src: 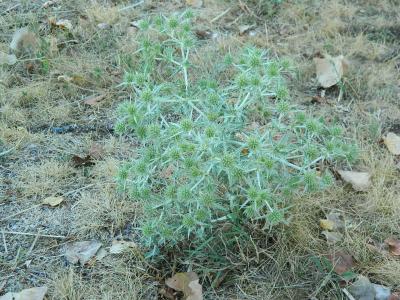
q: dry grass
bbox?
[0,0,399,299]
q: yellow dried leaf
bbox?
[42,196,64,207]
[109,240,137,254]
[314,54,346,88]
[186,0,203,8]
[166,272,203,300]
[320,219,335,230]
[383,132,400,155]
[338,170,371,192]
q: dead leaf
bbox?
[327,251,353,275]
[160,164,174,179]
[238,24,255,35]
[338,170,371,192]
[97,23,111,30]
[314,54,346,88]
[84,94,106,106]
[72,155,94,167]
[109,240,137,254]
[95,247,108,261]
[186,0,203,8]
[55,19,73,31]
[0,286,48,300]
[322,231,343,243]
[9,28,37,53]
[166,272,203,300]
[384,237,400,256]
[64,241,102,265]
[348,275,375,300]
[0,52,17,65]
[320,219,335,230]
[88,143,105,160]
[42,196,64,207]
[42,0,60,8]
[383,132,400,155]
[320,212,344,231]
[348,275,392,300]
[57,75,72,82]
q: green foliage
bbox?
[116,12,357,257]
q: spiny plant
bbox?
[115,12,357,258]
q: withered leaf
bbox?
[322,230,343,243]
[383,132,400,155]
[0,286,48,300]
[84,94,106,106]
[10,28,37,53]
[72,155,94,167]
[166,272,203,300]
[185,0,203,8]
[327,251,354,275]
[338,170,371,192]
[384,237,400,256]
[109,240,137,254]
[64,241,102,265]
[0,52,17,65]
[42,196,64,207]
[314,54,346,88]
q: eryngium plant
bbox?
[115,12,357,257]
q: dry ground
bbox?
[0,0,399,299]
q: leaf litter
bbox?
[338,170,371,192]
[165,272,203,300]
[64,240,102,265]
[0,286,47,300]
[314,54,347,88]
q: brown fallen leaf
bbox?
[322,230,343,243]
[42,196,64,207]
[384,237,400,256]
[338,170,371,192]
[88,143,105,160]
[64,241,102,265]
[84,94,106,106]
[383,132,400,155]
[0,286,48,300]
[186,0,203,8]
[0,52,17,65]
[327,251,354,275]
[109,240,137,254]
[166,272,203,300]
[72,155,94,167]
[314,54,346,88]
[9,28,37,54]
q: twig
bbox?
[342,288,356,300]
[1,230,8,254]
[27,230,41,256]
[118,1,144,11]
[2,3,21,15]
[2,230,66,239]
[210,7,231,23]
[0,204,41,222]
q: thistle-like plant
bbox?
[115,12,357,257]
